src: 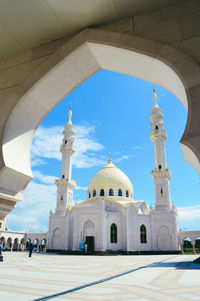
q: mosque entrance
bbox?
[85,236,95,252]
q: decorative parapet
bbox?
[151,168,171,179]
[54,178,76,187]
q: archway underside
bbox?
[0,28,200,221]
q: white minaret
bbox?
[150,90,172,211]
[55,105,76,215]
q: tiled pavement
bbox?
[0,252,199,301]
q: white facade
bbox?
[48,96,179,252]
[1,94,200,253]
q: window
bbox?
[62,175,65,178]
[61,195,63,200]
[155,125,158,129]
[93,190,96,197]
[89,192,91,198]
[160,188,163,197]
[158,165,162,169]
[65,140,67,144]
[126,190,129,197]
[109,188,114,196]
[110,223,117,243]
[118,189,122,196]
[140,224,147,243]
[100,189,104,196]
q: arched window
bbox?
[160,188,163,197]
[89,192,91,198]
[110,223,117,243]
[93,190,96,197]
[100,189,104,196]
[109,188,114,196]
[140,224,147,244]
[126,190,129,197]
[118,189,122,196]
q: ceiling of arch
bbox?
[0,0,182,60]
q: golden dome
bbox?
[88,160,133,198]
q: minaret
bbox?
[150,90,172,211]
[54,105,76,215]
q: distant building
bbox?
[1,92,199,253]
[47,92,179,252]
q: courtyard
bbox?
[0,253,200,301]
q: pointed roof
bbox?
[63,105,75,136]
[150,89,163,120]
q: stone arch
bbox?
[83,220,95,238]
[6,237,12,251]
[26,238,31,249]
[3,28,200,206]
[0,236,6,248]
[195,237,200,253]
[13,237,19,251]
[33,238,40,252]
[20,238,25,251]
[182,237,193,254]
[41,238,47,252]
[157,225,172,251]
[51,228,63,250]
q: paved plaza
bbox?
[0,253,200,301]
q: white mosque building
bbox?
[47,92,179,253]
[1,92,200,253]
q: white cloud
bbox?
[31,124,105,169]
[131,146,143,150]
[7,180,57,232]
[177,205,200,220]
[31,158,46,167]
[114,154,133,163]
[75,185,88,191]
[33,170,56,184]
[31,126,62,161]
[6,173,89,232]
[20,182,56,209]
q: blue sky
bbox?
[7,70,200,232]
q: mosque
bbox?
[1,91,200,253]
[47,92,179,252]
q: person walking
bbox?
[0,241,3,262]
[29,241,34,257]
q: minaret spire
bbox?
[153,89,157,106]
[150,91,172,211]
[67,103,72,125]
[54,105,76,214]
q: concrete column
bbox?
[73,207,77,250]
[126,211,130,252]
[192,243,196,255]
[102,200,107,251]
[37,241,40,252]
[181,243,184,254]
